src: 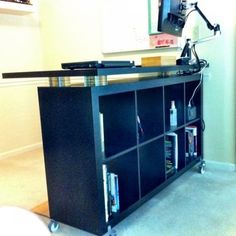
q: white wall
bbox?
[39,0,104,69]
[39,0,180,68]
[0,3,43,72]
[193,0,236,163]
[0,83,44,158]
[0,2,44,158]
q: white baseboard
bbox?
[0,143,43,160]
[206,160,236,172]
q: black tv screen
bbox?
[158,0,186,36]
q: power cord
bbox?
[188,62,208,107]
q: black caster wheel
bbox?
[108,225,117,236]
[199,161,206,174]
[48,220,60,233]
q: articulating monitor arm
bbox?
[191,2,221,35]
[177,2,221,66]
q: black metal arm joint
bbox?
[191,2,219,32]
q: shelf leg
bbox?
[49,76,71,87]
[84,76,108,86]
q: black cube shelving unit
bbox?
[2,65,203,236]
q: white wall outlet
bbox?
[192,25,199,41]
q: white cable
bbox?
[188,64,208,107]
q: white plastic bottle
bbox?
[170,100,177,127]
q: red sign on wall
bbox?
[149,33,179,48]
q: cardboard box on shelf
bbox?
[141,56,176,67]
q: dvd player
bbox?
[61,60,135,70]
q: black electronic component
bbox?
[61,60,135,70]
[187,106,197,121]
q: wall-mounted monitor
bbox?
[158,0,186,37]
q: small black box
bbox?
[187,106,197,121]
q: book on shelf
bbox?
[99,112,105,156]
[185,126,197,158]
[102,165,109,222]
[165,132,178,174]
[110,173,120,213]
[102,165,120,221]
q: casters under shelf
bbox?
[108,225,117,236]
[48,220,60,233]
[198,160,206,174]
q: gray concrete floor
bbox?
[41,162,236,236]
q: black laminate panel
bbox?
[38,87,105,235]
